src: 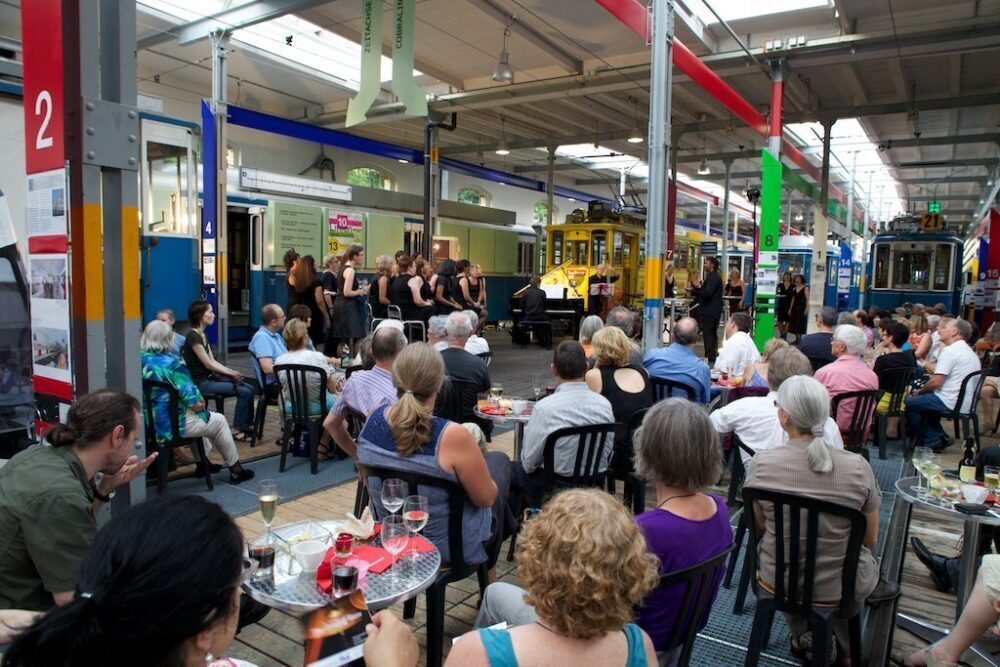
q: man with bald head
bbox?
[642,317,711,403]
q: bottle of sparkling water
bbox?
[959,437,978,483]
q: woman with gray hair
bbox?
[578,315,604,358]
[634,398,734,664]
[745,375,881,661]
[141,320,255,484]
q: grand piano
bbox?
[509,284,585,338]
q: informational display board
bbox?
[700,241,719,256]
[270,201,323,266]
[754,150,782,353]
[326,209,364,256]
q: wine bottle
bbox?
[959,437,978,483]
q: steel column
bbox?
[543,145,555,274]
[422,120,440,259]
[845,151,858,237]
[704,201,711,235]
[861,170,874,292]
[208,29,229,361]
[641,0,673,353]
[668,133,679,264]
[808,121,835,332]
[720,159,732,281]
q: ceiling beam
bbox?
[891,158,999,169]
[898,176,988,185]
[466,0,583,74]
[137,0,334,49]
[908,194,979,201]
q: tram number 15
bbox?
[34,90,54,150]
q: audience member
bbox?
[578,314,604,358]
[643,317,711,403]
[143,321,255,484]
[390,254,434,323]
[155,308,186,356]
[275,318,341,457]
[0,390,155,611]
[248,304,288,390]
[463,310,490,355]
[357,343,510,567]
[745,375,881,660]
[837,311,858,326]
[905,318,981,450]
[439,312,492,433]
[515,342,615,504]
[798,306,837,371]
[427,315,448,352]
[872,320,917,438]
[288,303,317,351]
[363,611,419,667]
[925,314,944,365]
[855,310,876,348]
[634,399,733,661]
[711,347,843,462]
[3,496,255,667]
[909,312,932,361]
[606,306,645,366]
[452,489,657,667]
[814,324,879,436]
[689,257,724,363]
[714,312,761,377]
[585,327,652,478]
[323,327,407,460]
[182,300,256,441]
[740,338,788,389]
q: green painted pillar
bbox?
[754,150,782,352]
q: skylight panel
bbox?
[688,0,830,25]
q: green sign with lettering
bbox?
[270,201,323,266]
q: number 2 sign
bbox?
[22,0,65,174]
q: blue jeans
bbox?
[198,379,254,431]
[904,392,950,447]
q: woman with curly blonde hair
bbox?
[448,488,659,666]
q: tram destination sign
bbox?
[240,168,352,203]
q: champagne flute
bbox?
[531,373,544,402]
[403,495,429,559]
[382,478,405,515]
[258,479,278,537]
[382,515,409,585]
[911,446,930,496]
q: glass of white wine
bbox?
[531,374,544,402]
[382,478,406,515]
[985,466,1000,495]
[382,514,409,585]
[922,453,943,500]
[258,479,278,537]
[911,446,931,497]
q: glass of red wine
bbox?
[402,495,429,564]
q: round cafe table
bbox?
[242,519,441,615]
[474,400,534,461]
[895,476,1000,666]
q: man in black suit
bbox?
[519,276,550,347]
[689,256,723,363]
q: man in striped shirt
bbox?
[323,327,406,460]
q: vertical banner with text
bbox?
[22,0,74,414]
[346,0,384,127]
[754,150,781,352]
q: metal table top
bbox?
[242,519,441,615]
[895,476,1000,527]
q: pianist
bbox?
[520,276,550,347]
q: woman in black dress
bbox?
[788,273,809,344]
[283,248,300,308]
[390,255,435,322]
[725,268,745,312]
[459,262,488,330]
[370,255,393,321]
[663,264,676,299]
[290,255,328,348]
[775,271,793,338]
[327,244,367,357]
[433,258,462,315]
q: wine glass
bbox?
[382,515,409,585]
[910,446,930,496]
[531,373,543,402]
[382,478,405,515]
[922,453,943,500]
[403,495,429,560]
[258,479,278,537]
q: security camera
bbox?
[744,187,761,204]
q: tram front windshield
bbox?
[893,250,932,291]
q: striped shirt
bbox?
[331,365,397,418]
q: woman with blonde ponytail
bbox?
[745,374,882,661]
[356,343,512,568]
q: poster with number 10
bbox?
[327,211,364,256]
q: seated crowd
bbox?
[3,255,997,667]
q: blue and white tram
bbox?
[866,228,963,313]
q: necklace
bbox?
[656,492,698,510]
[535,620,566,636]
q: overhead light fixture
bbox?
[492,20,515,83]
[495,116,510,155]
[697,158,710,175]
[397,158,408,164]
[794,211,804,222]
[627,97,643,143]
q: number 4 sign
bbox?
[22,0,65,174]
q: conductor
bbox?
[689,256,723,364]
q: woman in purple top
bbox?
[633,398,733,663]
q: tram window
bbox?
[826,256,838,287]
[146,141,192,235]
[623,235,633,263]
[591,232,606,266]
[873,245,890,288]
[676,244,688,271]
[893,251,932,291]
[517,241,535,274]
[572,240,589,264]
[933,244,952,290]
[613,231,624,266]
[551,231,563,265]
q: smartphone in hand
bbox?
[303,592,371,667]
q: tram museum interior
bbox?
[2,0,1000,666]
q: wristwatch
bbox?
[91,484,116,503]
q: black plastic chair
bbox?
[651,377,699,402]
[830,389,879,458]
[872,366,916,459]
[723,437,757,616]
[344,363,365,379]
[364,466,489,667]
[249,350,281,448]
[606,407,649,515]
[141,378,214,492]
[387,304,427,342]
[476,351,493,367]
[931,370,986,452]
[434,376,490,437]
[741,487,867,667]
[645,544,735,666]
[507,422,618,561]
[344,406,370,516]
[274,364,328,475]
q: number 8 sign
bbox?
[22,0,65,174]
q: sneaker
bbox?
[229,467,256,484]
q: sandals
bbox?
[789,634,839,666]
[232,430,254,443]
[888,642,958,667]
